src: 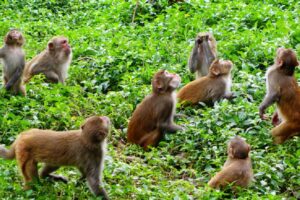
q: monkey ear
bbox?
[81,124,85,130]
[48,42,54,50]
[247,144,251,152]
[210,66,220,76]
[229,147,234,158]
[277,59,283,67]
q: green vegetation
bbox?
[0,0,299,199]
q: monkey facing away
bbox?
[0,116,110,199]
[127,70,183,150]
[0,29,26,95]
[259,47,300,144]
[188,32,217,79]
[23,36,72,84]
[208,136,253,189]
[178,59,233,105]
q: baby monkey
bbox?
[0,116,110,199]
[208,136,253,189]
[0,29,26,95]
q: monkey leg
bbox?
[271,122,300,144]
[12,81,26,96]
[40,165,68,183]
[139,130,163,150]
[86,172,109,200]
[20,159,38,189]
[43,71,59,83]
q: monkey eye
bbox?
[62,40,67,44]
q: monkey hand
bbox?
[5,83,13,90]
[259,106,268,120]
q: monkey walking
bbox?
[259,48,300,144]
[0,116,110,199]
[188,32,217,79]
[208,136,253,189]
[0,29,26,95]
[23,36,72,84]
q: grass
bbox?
[0,0,299,199]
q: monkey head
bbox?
[209,59,233,77]
[227,136,250,159]
[275,48,299,76]
[152,70,181,94]
[196,32,214,45]
[4,29,25,46]
[81,116,110,143]
[48,36,71,56]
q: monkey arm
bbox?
[188,45,199,73]
[259,91,279,119]
[5,60,25,90]
[0,47,4,58]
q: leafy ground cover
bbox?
[0,0,299,199]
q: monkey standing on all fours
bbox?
[177,59,233,105]
[208,136,253,189]
[188,32,217,79]
[0,29,26,95]
[259,47,300,144]
[0,116,110,200]
[127,70,183,150]
[23,36,72,84]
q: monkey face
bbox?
[48,36,71,55]
[152,70,181,93]
[227,136,250,159]
[81,116,110,143]
[5,30,24,46]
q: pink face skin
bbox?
[100,116,110,125]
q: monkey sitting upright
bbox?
[0,29,26,95]
[259,48,300,144]
[127,70,183,150]
[0,116,110,200]
[23,36,72,84]
[177,59,233,105]
[188,32,217,79]
[208,136,253,189]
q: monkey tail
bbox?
[0,143,16,159]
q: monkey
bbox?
[127,70,183,150]
[177,59,233,105]
[259,47,300,144]
[23,36,72,84]
[188,32,217,79]
[0,116,110,199]
[0,29,26,95]
[208,136,253,189]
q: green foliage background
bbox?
[0,0,299,199]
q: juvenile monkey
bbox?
[0,116,110,199]
[188,32,217,79]
[0,29,26,95]
[178,59,233,105]
[208,136,253,189]
[127,70,183,150]
[23,36,72,84]
[259,48,300,144]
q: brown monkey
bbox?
[0,29,26,95]
[178,59,233,105]
[188,32,217,79]
[208,136,253,189]
[0,116,110,199]
[127,70,182,150]
[259,47,300,144]
[23,36,72,84]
